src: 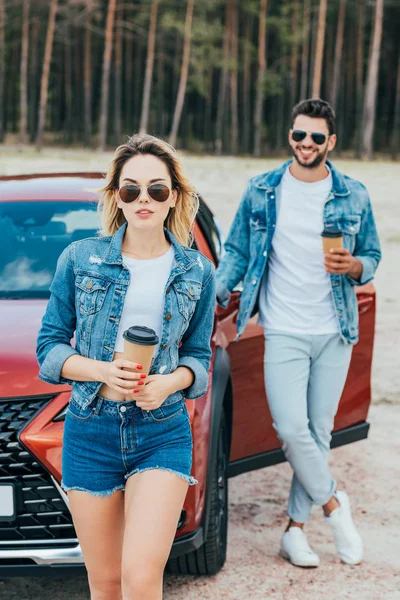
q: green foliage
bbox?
[0,0,398,156]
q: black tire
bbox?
[166,410,229,575]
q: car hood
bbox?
[0,299,70,398]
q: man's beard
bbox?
[293,145,328,169]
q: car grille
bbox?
[0,396,77,548]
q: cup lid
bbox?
[123,326,159,346]
[321,227,343,238]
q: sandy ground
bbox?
[0,148,399,600]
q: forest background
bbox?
[0,0,399,159]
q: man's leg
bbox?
[286,334,352,520]
[306,334,363,564]
[264,332,337,524]
[307,334,353,497]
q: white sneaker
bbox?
[279,527,320,568]
[324,491,363,565]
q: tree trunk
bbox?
[204,67,213,151]
[242,14,253,153]
[230,0,239,155]
[36,0,58,151]
[290,0,300,107]
[156,37,165,135]
[133,40,142,131]
[0,0,5,142]
[169,0,195,147]
[114,6,123,145]
[139,0,159,134]
[215,0,232,154]
[254,0,268,157]
[125,32,134,134]
[64,18,73,145]
[84,0,93,146]
[300,0,310,100]
[391,50,400,160]
[29,16,39,141]
[362,0,384,159]
[99,0,116,151]
[355,0,365,158]
[311,0,327,98]
[330,0,346,109]
[19,0,30,145]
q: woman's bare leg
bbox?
[68,489,125,600]
[122,470,189,600]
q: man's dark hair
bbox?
[292,99,336,135]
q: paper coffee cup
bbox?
[122,326,159,376]
[321,228,343,254]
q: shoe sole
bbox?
[279,548,320,568]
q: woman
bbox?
[36,134,216,599]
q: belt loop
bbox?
[94,395,104,416]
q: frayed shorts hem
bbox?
[126,466,198,486]
[61,482,125,498]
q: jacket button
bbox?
[263,251,267,257]
[166,286,171,293]
[166,313,172,320]
[161,343,168,350]
[149,368,156,375]
[189,288,195,296]
[87,280,93,289]
[252,279,257,285]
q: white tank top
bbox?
[114,245,175,353]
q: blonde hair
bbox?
[98,134,199,247]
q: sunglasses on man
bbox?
[291,130,329,145]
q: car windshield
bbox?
[0,201,100,299]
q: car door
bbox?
[217,285,376,468]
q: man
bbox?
[216,99,381,567]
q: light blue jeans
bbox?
[264,331,353,523]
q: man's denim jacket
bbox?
[216,159,381,345]
[37,223,216,410]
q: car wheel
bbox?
[166,410,229,575]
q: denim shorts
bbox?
[61,394,197,496]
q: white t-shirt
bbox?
[258,166,339,334]
[114,245,175,353]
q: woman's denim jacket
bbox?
[216,159,381,345]
[37,223,216,410]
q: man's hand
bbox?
[324,248,363,281]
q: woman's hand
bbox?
[132,374,177,410]
[99,359,147,396]
[133,367,194,410]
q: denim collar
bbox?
[103,222,196,269]
[254,159,350,197]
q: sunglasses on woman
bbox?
[291,130,328,145]
[118,183,171,203]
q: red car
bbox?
[0,173,376,577]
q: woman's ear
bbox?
[114,189,122,210]
[171,188,178,208]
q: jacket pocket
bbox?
[337,215,361,235]
[172,280,202,321]
[75,275,111,315]
[249,216,267,231]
